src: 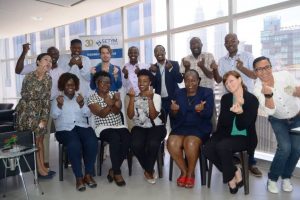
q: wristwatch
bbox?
[264,93,273,98]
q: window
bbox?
[13,35,26,58]
[69,20,85,40]
[40,28,55,53]
[171,0,227,28]
[236,0,289,13]
[101,9,122,34]
[58,26,66,51]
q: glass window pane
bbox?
[69,20,86,40]
[13,35,26,58]
[172,23,229,63]
[40,28,55,53]
[125,0,167,38]
[236,0,288,13]
[171,0,228,28]
[237,6,300,155]
[29,33,37,55]
[58,26,66,51]
[101,9,122,34]
[89,16,98,35]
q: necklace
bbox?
[187,96,195,106]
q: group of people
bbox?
[13,33,300,195]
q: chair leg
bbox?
[240,151,249,195]
[59,143,63,181]
[127,150,133,176]
[169,157,173,181]
[199,150,206,186]
[157,146,163,178]
[207,161,213,188]
[99,141,105,176]
[64,147,68,169]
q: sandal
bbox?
[176,176,186,187]
[185,177,195,188]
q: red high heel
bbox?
[185,177,195,188]
[176,176,186,187]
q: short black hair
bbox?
[58,73,80,91]
[70,39,82,46]
[36,53,50,66]
[154,45,165,53]
[93,71,111,86]
[137,69,154,84]
[253,56,272,69]
[184,69,201,85]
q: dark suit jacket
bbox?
[152,60,183,100]
[212,91,259,151]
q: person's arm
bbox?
[40,77,52,121]
[126,89,136,119]
[196,88,214,119]
[15,43,30,74]
[148,96,159,120]
[235,94,259,130]
[50,96,63,119]
[236,55,256,79]
[168,61,183,83]
[112,66,122,90]
[88,103,112,118]
[197,58,214,79]
[211,60,223,83]
[80,57,92,81]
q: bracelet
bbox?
[264,93,273,98]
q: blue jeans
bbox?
[55,126,98,178]
[268,115,300,181]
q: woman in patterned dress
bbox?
[88,71,131,187]
[15,53,53,178]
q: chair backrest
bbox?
[159,108,167,125]
[0,103,13,110]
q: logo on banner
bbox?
[95,38,119,47]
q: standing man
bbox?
[212,33,262,177]
[253,56,300,194]
[150,45,183,117]
[122,46,149,95]
[58,39,91,98]
[15,43,64,171]
[180,37,218,131]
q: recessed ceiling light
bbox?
[31,16,43,21]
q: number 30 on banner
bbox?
[85,39,93,47]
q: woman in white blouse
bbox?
[126,69,167,184]
[51,73,98,192]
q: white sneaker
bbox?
[267,179,279,194]
[282,178,293,192]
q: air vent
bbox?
[35,0,85,7]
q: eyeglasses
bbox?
[255,65,271,72]
[98,80,111,85]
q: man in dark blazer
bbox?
[149,45,183,117]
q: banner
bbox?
[80,35,123,67]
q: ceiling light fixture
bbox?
[31,16,43,21]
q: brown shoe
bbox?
[249,166,262,177]
[113,174,126,187]
[76,178,86,192]
[83,174,97,188]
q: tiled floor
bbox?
[1,136,300,200]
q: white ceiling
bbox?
[0,0,140,39]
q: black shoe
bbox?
[38,173,53,179]
[237,180,244,188]
[114,174,126,187]
[107,169,114,183]
[228,184,239,194]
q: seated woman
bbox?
[51,73,98,191]
[15,53,53,179]
[88,71,131,187]
[167,69,214,188]
[203,70,259,194]
[126,69,166,184]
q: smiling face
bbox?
[184,72,199,95]
[254,59,273,83]
[128,47,139,64]
[154,46,166,63]
[224,74,242,94]
[37,55,52,73]
[190,37,202,57]
[97,76,111,94]
[64,78,76,98]
[138,75,151,93]
[224,34,239,56]
[70,43,82,56]
[100,47,111,63]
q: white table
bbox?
[0,145,43,200]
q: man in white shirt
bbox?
[253,56,300,194]
[212,33,261,177]
[122,46,149,95]
[15,43,64,171]
[58,39,91,98]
